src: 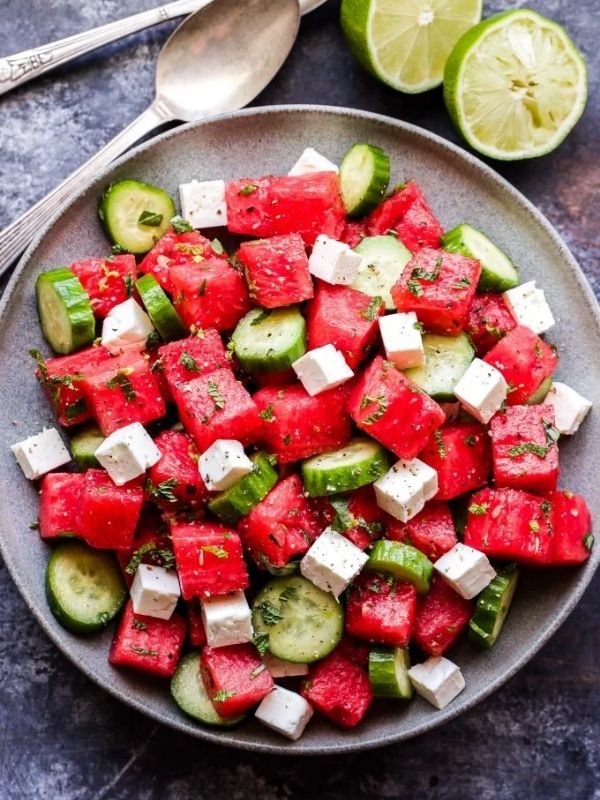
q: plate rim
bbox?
[1,103,598,755]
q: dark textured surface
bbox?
[0,0,598,797]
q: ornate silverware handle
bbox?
[0,0,209,97]
[0,102,169,277]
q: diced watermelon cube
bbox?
[170,259,251,333]
[170,521,249,599]
[314,485,385,550]
[226,173,345,246]
[172,366,261,453]
[391,248,480,335]
[367,182,429,235]
[39,473,85,539]
[345,572,417,647]
[386,500,458,561]
[33,345,112,427]
[157,330,229,393]
[253,384,352,464]
[139,228,217,292]
[367,182,443,252]
[546,490,593,565]
[347,355,445,460]
[483,325,558,405]
[334,636,371,667]
[237,474,321,569]
[109,600,186,678]
[237,234,313,308]
[70,255,137,318]
[413,575,473,656]
[79,469,143,551]
[306,282,384,369]
[80,350,167,436]
[467,293,516,356]
[490,405,559,494]
[301,646,373,728]
[116,521,175,588]
[464,487,554,564]
[419,421,491,500]
[339,220,368,248]
[147,430,209,507]
[201,644,274,717]
[253,368,296,388]
[187,602,207,647]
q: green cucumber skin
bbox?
[135,274,187,342]
[404,333,475,401]
[301,441,390,497]
[208,453,278,524]
[98,179,175,255]
[36,270,96,355]
[367,540,433,594]
[232,307,307,374]
[442,224,519,293]
[368,646,413,699]
[70,423,105,470]
[340,143,391,217]
[171,652,245,727]
[469,565,519,648]
[526,376,553,405]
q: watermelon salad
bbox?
[10,142,594,742]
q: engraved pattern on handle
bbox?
[0,103,170,277]
[0,0,209,96]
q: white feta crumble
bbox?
[288,147,339,177]
[374,458,438,523]
[198,439,253,492]
[130,563,181,620]
[300,527,368,598]
[454,358,508,424]
[434,542,496,600]
[408,656,465,710]
[379,311,425,369]
[545,381,592,435]
[200,591,253,648]
[292,344,354,396]
[179,179,228,228]
[255,686,314,740]
[94,422,161,486]
[101,297,154,355]
[308,234,363,285]
[503,280,555,335]
[11,427,71,480]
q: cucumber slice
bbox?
[231,307,306,374]
[98,179,175,255]
[265,560,300,578]
[339,143,391,217]
[70,423,104,469]
[442,223,519,292]
[46,541,126,634]
[171,651,245,726]
[208,452,278,524]
[135,274,187,342]
[252,575,344,663]
[352,235,412,309]
[35,269,96,355]
[526,376,553,405]
[368,646,413,699]
[301,437,389,497]
[404,333,475,401]
[469,564,519,648]
[367,540,433,594]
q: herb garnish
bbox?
[138,210,163,227]
[65,398,86,421]
[468,503,488,516]
[434,430,447,459]
[106,369,136,401]
[130,646,158,657]
[180,351,200,372]
[360,296,383,322]
[207,381,226,410]
[259,404,275,422]
[360,394,388,425]
[145,477,179,504]
[211,238,225,255]
[201,544,229,559]
[239,183,258,196]
[123,273,135,297]
[256,600,284,626]
[170,215,194,233]
[253,632,270,655]
[251,309,271,326]
[125,540,176,574]
[214,690,237,702]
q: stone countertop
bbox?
[0,1,598,798]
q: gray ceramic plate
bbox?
[0,106,598,755]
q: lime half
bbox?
[341,0,483,94]
[444,9,588,160]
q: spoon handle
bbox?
[0,102,169,278]
[0,0,210,98]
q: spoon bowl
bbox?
[156,0,300,120]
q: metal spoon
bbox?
[0,0,326,98]
[0,0,300,276]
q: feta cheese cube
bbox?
[308,234,363,285]
[130,563,181,620]
[454,358,507,424]
[101,297,155,355]
[179,179,228,228]
[374,458,438,522]
[200,591,253,648]
[379,312,425,369]
[408,656,465,710]
[434,542,495,600]
[545,381,592,435]
[255,686,314,740]
[288,147,339,177]
[300,527,368,598]
[94,422,161,486]
[198,439,253,492]
[11,427,71,480]
[503,281,555,335]
[264,654,309,679]
[292,344,354,396]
